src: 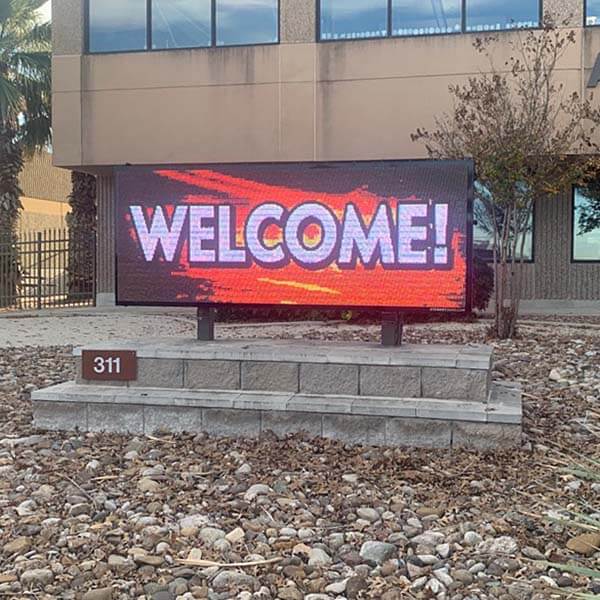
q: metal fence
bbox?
[0,229,96,310]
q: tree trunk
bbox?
[67,171,97,301]
[0,126,24,308]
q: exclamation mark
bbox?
[434,204,448,265]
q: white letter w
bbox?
[130,205,188,262]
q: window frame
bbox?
[571,186,600,264]
[585,0,600,27]
[85,0,280,54]
[317,0,543,43]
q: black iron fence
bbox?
[0,229,96,310]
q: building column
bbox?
[96,173,116,307]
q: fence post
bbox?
[36,231,43,310]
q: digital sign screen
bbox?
[116,161,473,311]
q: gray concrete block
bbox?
[33,401,87,431]
[233,392,292,412]
[288,394,354,414]
[360,365,421,398]
[137,358,183,388]
[386,418,452,449]
[144,406,203,434]
[416,400,487,422]
[300,364,359,395]
[202,409,261,438]
[352,398,418,418]
[241,361,299,392]
[88,403,144,434]
[452,422,522,450]
[422,367,488,401]
[261,411,322,438]
[322,415,386,446]
[185,360,240,390]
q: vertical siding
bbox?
[96,174,115,296]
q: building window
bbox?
[587,0,600,25]
[319,0,540,41]
[88,0,148,53]
[217,0,279,46]
[152,0,211,50]
[87,0,279,53]
[320,0,388,40]
[473,193,534,262]
[465,0,540,32]
[392,0,462,37]
[573,188,600,262]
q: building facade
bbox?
[51,0,600,308]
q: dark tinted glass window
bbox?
[320,0,388,41]
[573,188,600,261]
[587,0,600,25]
[392,0,461,37]
[152,0,211,49]
[88,0,147,53]
[466,0,539,32]
[216,0,278,46]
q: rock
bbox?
[359,541,396,565]
[346,576,368,599]
[138,478,161,493]
[453,569,474,585]
[436,543,451,558]
[199,527,226,546]
[325,579,347,594]
[82,588,113,600]
[356,507,379,522]
[226,527,245,544]
[21,569,54,587]
[2,537,30,555]
[478,535,519,555]
[132,551,163,567]
[342,473,358,484]
[236,463,252,475]
[69,503,91,517]
[278,586,303,600]
[549,368,563,382]
[212,571,256,591]
[433,568,453,587]
[243,484,272,502]
[308,547,332,567]
[508,582,534,599]
[566,532,600,556]
[411,531,445,546]
[463,531,483,546]
[522,546,546,560]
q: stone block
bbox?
[360,366,421,398]
[144,406,203,434]
[261,411,322,438]
[288,394,354,414]
[452,422,522,450]
[185,360,240,390]
[422,367,488,401]
[33,401,87,431]
[352,398,418,418]
[322,415,386,446]
[202,409,261,438]
[137,358,183,388]
[241,361,299,392]
[386,418,452,449]
[300,364,359,395]
[88,403,144,434]
[233,392,292,412]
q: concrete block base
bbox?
[32,338,522,449]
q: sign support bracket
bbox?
[197,306,216,341]
[381,311,403,347]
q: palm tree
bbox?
[0,0,51,305]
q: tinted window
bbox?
[152,0,212,49]
[216,0,278,46]
[473,192,533,262]
[573,188,600,261]
[392,0,461,37]
[466,0,539,32]
[88,0,147,53]
[320,0,388,40]
[587,0,600,25]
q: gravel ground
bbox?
[0,317,598,600]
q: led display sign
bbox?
[116,161,473,311]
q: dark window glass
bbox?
[216,0,278,46]
[466,0,539,32]
[88,0,147,53]
[573,188,600,261]
[152,0,211,49]
[473,188,534,262]
[392,0,461,37]
[587,0,600,25]
[320,0,388,41]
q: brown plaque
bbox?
[81,350,137,382]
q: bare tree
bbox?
[412,21,600,339]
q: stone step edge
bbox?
[32,381,521,425]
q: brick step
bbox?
[32,381,521,449]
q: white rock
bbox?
[243,484,272,502]
[308,547,332,567]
